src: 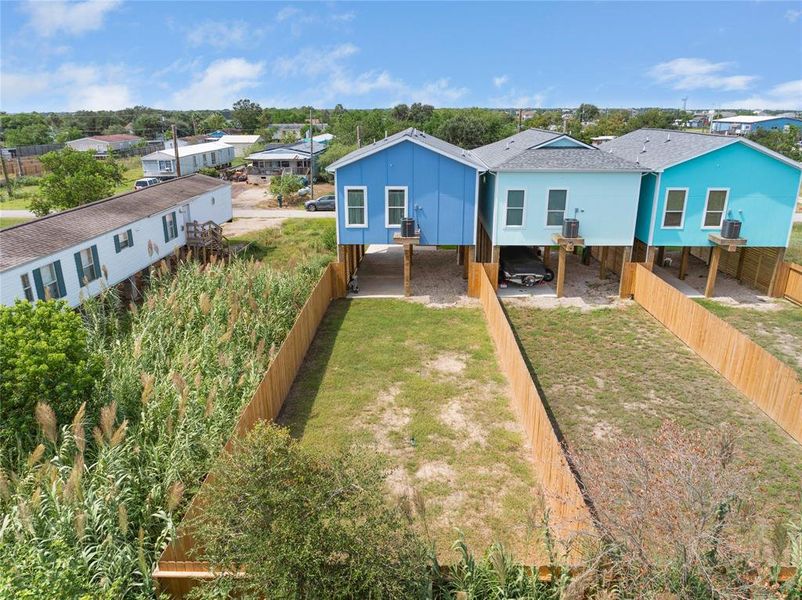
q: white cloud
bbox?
[0,62,134,111]
[729,79,802,110]
[165,58,265,109]
[22,0,122,37]
[785,9,802,23]
[493,75,509,88]
[649,57,757,91]
[276,6,300,21]
[185,20,252,49]
[274,43,359,78]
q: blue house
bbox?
[326,128,486,294]
[602,129,802,296]
[473,129,646,296]
[710,115,802,136]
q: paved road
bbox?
[233,208,334,219]
[795,211,802,223]
[0,208,335,220]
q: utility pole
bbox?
[518,108,523,132]
[356,125,361,148]
[309,106,314,200]
[171,124,182,177]
[0,148,14,199]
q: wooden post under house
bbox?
[678,247,690,280]
[705,233,747,298]
[618,245,633,298]
[552,234,584,299]
[598,246,608,279]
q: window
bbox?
[546,189,567,227]
[33,261,65,300]
[193,155,198,168]
[159,160,173,172]
[74,245,100,284]
[114,229,133,253]
[20,273,34,302]
[662,188,687,228]
[163,211,179,242]
[385,187,407,228]
[505,190,525,227]
[702,189,728,228]
[345,187,367,227]
[211,152,217,165]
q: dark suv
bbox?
[304,194,335,211]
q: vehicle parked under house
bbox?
[326,128,486,296]
[0,174,232,308]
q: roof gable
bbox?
[471,128,561,169]
[326,128,486,172]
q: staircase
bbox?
[185,220,228,260]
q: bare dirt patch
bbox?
[427,353,466,375]
[222,217,283,237]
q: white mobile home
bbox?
[0,175,232,308]
[67,134,143,154]
[141,141,235,179]
[215,135,262,157]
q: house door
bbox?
[182,204,192,227]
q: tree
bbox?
[748,126,802,161]
[232,99,262,132]
[392,103,410,121]
[31,148,124,215]
[577,103,600,123]
[199,113,227,133]
[132,113,166,139]
[0,300,102,449]
[317,141,358,182]
[269,173,303,197]
[5,123,52,147]
[191,424,428,598]
[54,126,83,143]
[408,102,434,123]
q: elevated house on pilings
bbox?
[473,129,646,297]
[602,129,802,297]
[0,175,232,308]
[326,128,487,296]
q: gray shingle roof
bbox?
[599,128,738,170]
[0,174,227,272]
[499,147,645,171]
[471,129,562,169]
[326,127,486,171]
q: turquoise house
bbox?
[602,129,802,295]
[473,129,645,295]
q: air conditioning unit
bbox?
[721,219,742,239]
[562,218,580,239]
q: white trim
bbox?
[334,172,340,245]
[786,172,802,247]
[530,134,595,150]
[660,187,688,230]
[647,172,661,246]
[502,189,526,229]
[344,185,368,228]
[327,134,487,173]
[472,170,480,246]
[491,173,499,244]
[700,188,729,230]
[384,185,408,228]
[544,188,568,228]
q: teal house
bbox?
[602,129,802,296]
[473,129,645,295]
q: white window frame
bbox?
[503,189,526,229]
[20,273,34,302]
[545,188,568,228]
[661,187,688,229]
[79,247,99,282]
[165,212,179,240]
[384,186,408,229]
[701,188,729,230]
[344,186,368,228]
[117,230,132,250]
[41,262,60,299]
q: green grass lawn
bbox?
[506,303,802,549]
[787,222,802,265]
[0,185,37,210]
[278,299,542,561]
[697,300,802,377]
[227,218,336,266]
[0,217,30,228]
[112,157,144,194]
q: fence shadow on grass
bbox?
[276,298,351,440]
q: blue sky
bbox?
[1,1,801,113]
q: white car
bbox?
[134,178,160,190]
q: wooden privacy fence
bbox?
[630,264,802,444]
[154,263,345,597]
[773,260,802,305]
[469,263,595,551]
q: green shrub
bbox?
[0,300,102,452]
[191,423,429,598]
[198,166,220,177]
[269,173,303,197]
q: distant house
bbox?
[687,114,709,128]
[246,141,326,179]
[303,133,334,146]
[590,135,616,146]
[270,124,304,140]
[710,115,802,135]
[215,134,262,157]
[141,141,235,179]
[66,134,143,154]
[0,175,232,308]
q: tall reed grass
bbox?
[0,255,328,598]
